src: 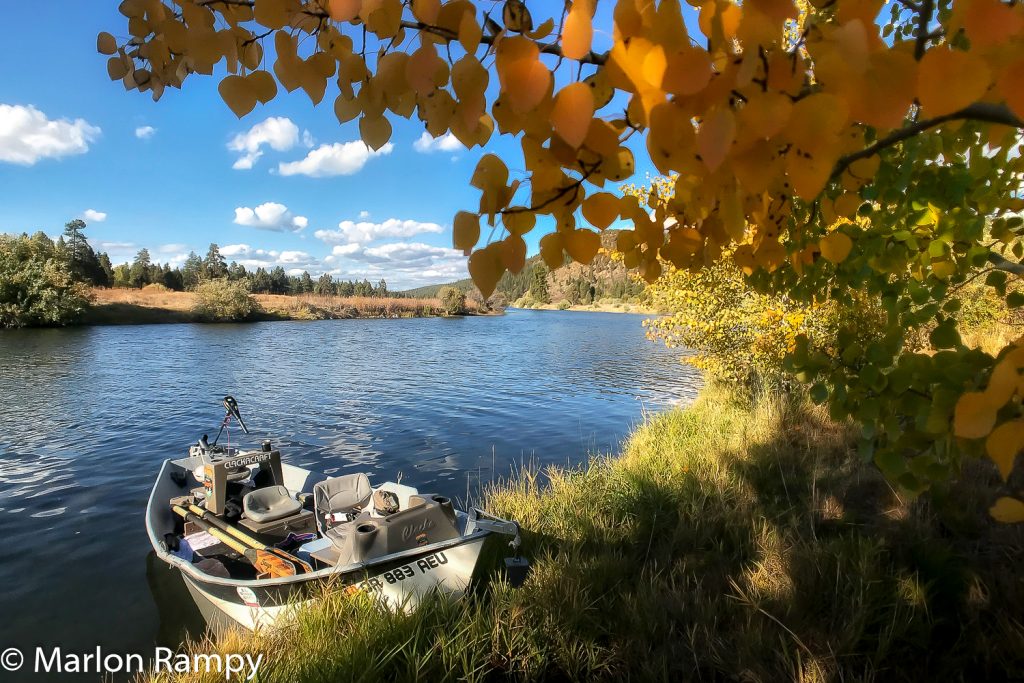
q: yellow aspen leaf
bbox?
[412,0,440,24]
[468,245,505,298]
[986,346,1024,405]
[471,154,509,191]
[917,48,992,118]
[953,391,998,439]
[458,11,483,54]
[107,56,129,81]
[734,243,756,274]
[218,75,256,118]
[502,210,536,236]
[539,232,564,269]
[495,36,551,114]
[247,70,277,104]
[334,94,361,123]
[833,192,862,218]
[963,0,1023,49]
[500,235,528,273]
[661,46,713,96]
[997,58,1024,121]
[97,32,117,55]
[406,45,444,96]
[985,420,1024,480]
[502,0,533,33]
[696,106,735,172]
[528,18,555,41]
[359,114,392,150]
[564,229,601,264]
[990,496,1024,523]
[819,231,853,264]
[256,0,296,28]
[642,258,662,283]
[563,0,594,60]
[582,193,621,230]
[550,82,594,149]
[739,91,792,140]
[453,211,480,252]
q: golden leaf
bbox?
[359,114,392,150]
[550,82,594,149]
[953,391,998,439]
[500,235,528,273]
[468,244,505,298]
[917,47,992,118]
[502,0,533,33]
[247,70,277,104]
[97,32,117,55]
[458,11,483,54]
[539,232,564,269]
[819,231,852,264]
[412,0,440,24]
[661,46,713,96]
[563,0,594,60]
[990,497,1024,523]
[696,106,735,172]
[985,420,1024,480]
[495,36,551,114]
[582,193,621,230]
[453,211,480,252]
[218,75,257,118]
[997,57,1024,121]
[502,210,536,236]
[962,0,1023,49]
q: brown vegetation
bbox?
[84,288,482,325]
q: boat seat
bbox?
[313,473,372,534]
[242,485,302,524]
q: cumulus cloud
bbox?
[314,218,444,245]
[233,202,308,231]
[323,241,468,289]
[278,141,393,177]
[81,209,107,222]
[135,125,156,139]
[0,104,100,165]
[358,210,371,219]
[219,243,319,274]
[412,132,463,154]
[228,117,300,170]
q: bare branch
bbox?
[398,21,608,65]
[988,252,1024,276]
[832,103,1024,179]
[915,0,934,60]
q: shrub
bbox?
[193,278,258,322]
[0,234,91,328]
[556,300,570,310]
[142,282,170,292]
[438,286,466,315]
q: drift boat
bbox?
[146,397,525,632]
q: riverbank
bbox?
[518,301,662,314]
[149,386,1023,681]
[82,288,485,325]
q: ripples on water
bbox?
[0,310,699,665]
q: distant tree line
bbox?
[112,242,393,297]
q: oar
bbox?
[187,503,313,573]
[171,505,296,579]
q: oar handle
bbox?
[171,505,297,578]
[187,504,313,573]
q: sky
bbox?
[0,2,696,290]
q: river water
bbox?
[0,309,698,671]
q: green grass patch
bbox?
[149,386,1024,682]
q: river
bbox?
[0,309,699,674]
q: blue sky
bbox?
[0,2,697,289]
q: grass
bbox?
[146,386,1024,682]
[82,288,483,325]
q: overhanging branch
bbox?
[831,102,1024,179]
[988,252,1024,276]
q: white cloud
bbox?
[278,141,393,178]
[314,218,444,245]
[412,132,463,154]
[233,202,308,232]
[81,209,107,222]
[228,117,299,170]
[323,241,468,289]
[135,125,156,139]
[0,104,100,165]
[219,243,319,272]
[157,243,188,254]
[358,210,371,219]
[302,130,315,148]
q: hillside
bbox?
[403,231,647,308]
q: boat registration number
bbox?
[351,552,449,593]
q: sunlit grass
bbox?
[144,385,1024,682]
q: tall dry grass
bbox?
[144,385,1024,682]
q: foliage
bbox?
[103,0,1024,517]
[0,233,91,328]
[192,278,258,322]
[438,286,467,315]
[144,387,1024,682]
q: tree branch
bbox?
[988,252,1024,276]
[831,102,1024,179]
[398,21,608,65]
[915,0,934,60]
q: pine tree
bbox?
[130,248,151,287]
[203,243,227,279]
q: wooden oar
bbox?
[171,505,297,579]
[187,503,313,573]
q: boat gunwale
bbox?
[146,458,495,589]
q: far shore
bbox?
[512,301,662,315]
[80,288,494,326]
